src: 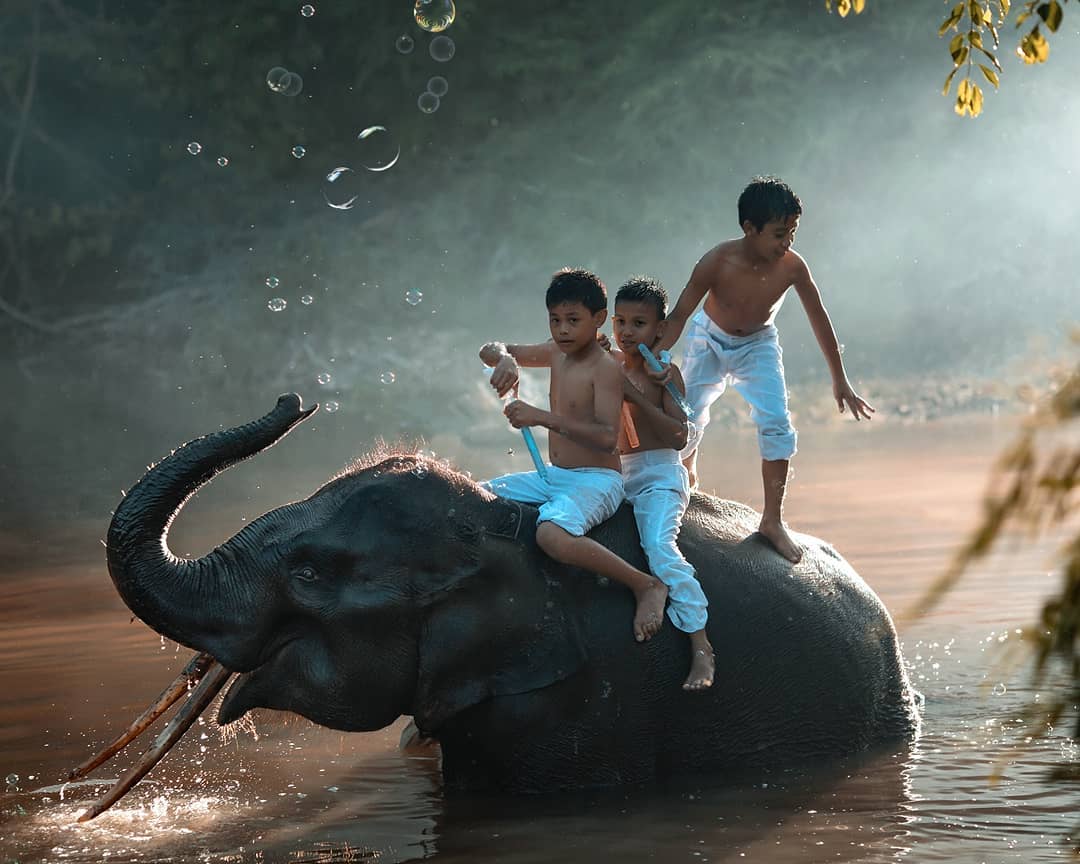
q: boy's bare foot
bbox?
[759,518,803,564]
[633,580,668,642]
[683,630,714,691]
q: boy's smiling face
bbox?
[612,300,664,355]
[744,214,799,262]
[548,301,606,354]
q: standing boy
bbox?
[480,267,669,643]
[613,276,714,690]
[652,176,874,563]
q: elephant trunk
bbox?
[106,394,316,670]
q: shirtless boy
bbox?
[612,276,714,690]
[652,176,874,564]
[479,267,669,642]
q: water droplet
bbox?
[395,34,415,54]
[300,294,313,305]
[426,75,449,97]
[380,371,396,385]
[5,773,18,785]
[414,0,455,32]
[217,156,229,167]
[356,126,400,172]
[324,400,340,413]
[992,683,1007,696]
[268,297,287,312]
[507,448,515,456]
[405,288,423,306]
[291,145,306,159]
[187,141,202,155]
[316,372,332,385]
[429,35,455,62]
[300,3,315,16]
[838,343,845,355]
[266,66,290,92]
[266,276,280,289]
[418,91,440,114]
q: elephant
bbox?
[88,394,920,813]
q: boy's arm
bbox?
[622,367,689,451]
[654,258,710,353]
[791,256,875,421]
[504,359,622,453]
[479,340,554,399]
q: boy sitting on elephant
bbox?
[480,267,669,643]
[611,276,715,690]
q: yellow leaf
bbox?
[950,32,966,59]
[942,66,960,95]
[853,0,866,11]
[970,82,985,116]
[1038,1,1063,32]
[837,0,851,16]
[979,63,1000,87]
[1018,27,1050,64]
[955,93,969,116]
[970,30,984,48]
[1000,0,1010,17]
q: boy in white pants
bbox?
[612,276,714,690]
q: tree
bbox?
[826,0,1071,117]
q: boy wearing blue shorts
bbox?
[480,267,668,643]
[652,177,874,563]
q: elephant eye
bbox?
[293,566,318,583]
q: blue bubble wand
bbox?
[485,367,548,480]
[637,344,695,420]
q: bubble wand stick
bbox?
[637,344,695,419]
[487,368,548,480]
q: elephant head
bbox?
[107,394,588,737]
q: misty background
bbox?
[1,0,1077,554]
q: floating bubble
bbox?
[217,156,229,167]
[316,372,332,385]
[321,166,360,210]
[405,288,423,306]
[380,371,396,385]
[266,276,280,289]
[5,773,18,785]
[417,91,440,114]
[278,71,304,96]
[292,145,306,159]
[414,0,455,32]
[324,400,340,413]
[426,75,449,97]
[187,142,202,155]
[395,34,415,54]
[992,683,1007,696]
[300,294,314,305]
[429,35,455,62]
[356,126,400,172]
[300,3,315,16]
[266,66,290,92]
[268,297,287,312]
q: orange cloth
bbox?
[621,402,639,449]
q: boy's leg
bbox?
[535,522,668,642]
[680,321,728,490]
[731,331,802,564]
[686,629,715,692]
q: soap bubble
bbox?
[324,400,340,413]
[292,145,306,159]
[429,35,455,62]
[266,66,290,92]
[268,297,287,312]
[395,34,415,54]
[266,276,280,289]
[300,3,315,16]
[216,156,229,167]
[356,126,399,172]
[321,166,360,210]
[300,294,314,305]
[380,371,396,385]
[405,288,423,306]
[417,91,440,114]
[187,142,202,155]
[992,683,1007,696]
[414,0,455,32]
[316,372,332,385]
[279,72,303,96]
[5,773,18,785]
[426,75,449,97]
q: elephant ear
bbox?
[413,498,589,735]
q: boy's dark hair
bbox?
[615,275,667,320]
[738,176,802,231]
[546,267,607,313]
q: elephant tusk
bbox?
[76,659,232,822]
[68,651,216,781]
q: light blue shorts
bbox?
[680,310,797,462]
[481,465,624,537]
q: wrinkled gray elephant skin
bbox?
[106,394,921,793]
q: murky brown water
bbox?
[1,416,1076,863]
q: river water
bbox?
[1,416,1076,863]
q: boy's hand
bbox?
[834,379,875,421]
[504,399,542,429]
[489,355,520,399]
[644,360,674,387]
[596,332,612,352]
